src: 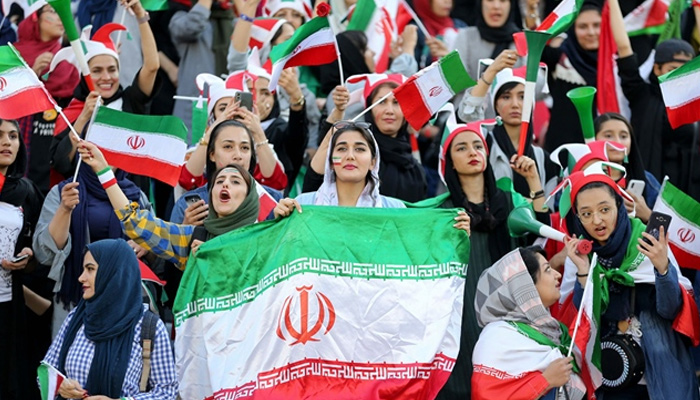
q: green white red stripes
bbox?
[659,55,700,128]
[653,178,700,268]
[624,0,669,36]
[0,45,55,119]
[173,206,469,400]
[268,16,337,91]
[346,0,393,72]
[393,50,475,130]
[537,0,583,36]
[87,107,188,186]
[37,362,65,400]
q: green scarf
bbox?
[593,218,647,312]
[507,321,581,373]
[203,181,259,239]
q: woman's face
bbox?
[595,120,631,163]
[495,83,524,126]
[533,253,561,308]
[431,0,453,18]
[209,126,252,170]
[212,97,232,120]
[331,129,376,184]
[576,187,618,245]
[211,167,249,217]
[0,120,20,175]
[482,0,510,28]
[371,86,404,137]
[574,10,601,51]
[79,251,99,300]
[252,78,274,121]
[88,55,120,98]
[449,130,488,176]
[38,6,64,41]
[273,23,295,45]
[273,8,304,29]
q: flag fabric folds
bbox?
[536,0,583,37]
[393,50,475,130]
[86,107,188,186]
[0,45,54,119]
[268,16,338,91]
[37,362,65,400]
[173,206,470,400]
[624,0,669,36]
[658,55,700,128]
[653,178,700,268]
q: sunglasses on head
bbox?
[332,121,372,132]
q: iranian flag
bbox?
[86,107,188,186]
[653,178,700,268]
[2,0,46,19]
[346,0,394,73]
[659,55,700,128]
[0,45,55,119]
[173,206,469,400]
[624,0,669,36]
[393,50,475,130]
[537,0,583,37]
[37,362,65,400]
[268,16,337,91]
[255,183,278,221]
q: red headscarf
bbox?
[13,11,79,99]
[413,0,454,37]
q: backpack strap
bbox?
[140,310,159,392]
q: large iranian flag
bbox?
[537,0,583,37]
[653,178,700,268]
[268,16,337,91]
[174,206,469,400]
[87,107,188,186]
[0,45,55,119]
[393,50,475,130]
[659,55,700,128]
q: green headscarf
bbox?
[203,165,259,239]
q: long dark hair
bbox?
[520,245,547,284]
[205,120,257,184]
[0,118,26,178]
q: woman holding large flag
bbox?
[472,246,586,400]
[41,238,177,400]
[75,135,260,269]
[50,0,160,184]
[562,163,699,399]
[0,118,46,399]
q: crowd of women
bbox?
[2,0,700,397]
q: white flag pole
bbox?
[328,17,344,86]
[351,90,392,122]
[72,96,102,182]
[115,5,129,49]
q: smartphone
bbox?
[184,194,203,207]
[627,179,646,199]
[235,92,254,112]
[643,211,672,245]
[10,254,29,263]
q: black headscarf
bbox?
[475,0,520,59]
[559,3,600,87]
[0,122,30,206]
[320,31,371,95]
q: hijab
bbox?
[56,164,142,308]
[413,0,455,37]
[57,239,143,399]
[0,123,30,206]
[320,31,371,95]
[559,4,600,87]
[475,0,520,59]
[14,10,79,99]
[203,165,259,238]
[313,127,383,207]
[77,0,118,35]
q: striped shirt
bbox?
[42,305,178,399]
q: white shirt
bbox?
[0,202,23,302]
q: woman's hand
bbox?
[183,200,209,226]
[32,52,54,76]
[278,68,303,105]
[126,240,149,259]
[542,356,574,389]
[482,50,518,85]
[235,106,265,141]
[638,226,669,275]
[60,182,80,212]
[191,239,204,255]
[77,141,109,173]
[78,92,102,123]
[1,248,33,270]
[119,0,146,17]
[274,198,302,218]
[332,85,350,112]
[510,154,540,182]
[625,190,651,223]
[453,211,471,236]
[565,236,590,275]
[425,37,449,59]
[233,0,261,18]
[58,378,87,399]
[400,25,418,55]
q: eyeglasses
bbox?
[577,206,615,223]
[332,121,372,132]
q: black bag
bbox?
[139,311,159,392]
[600,334,645,391]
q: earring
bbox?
[265,103,271,109]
